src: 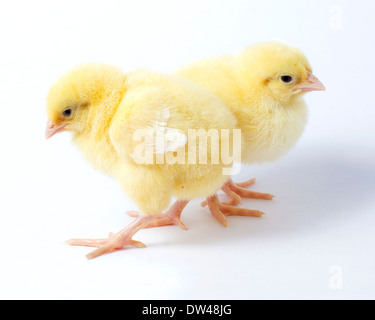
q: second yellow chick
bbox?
[178,42,325,207]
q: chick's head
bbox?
[46,63,125,139]
[237,42,325,104]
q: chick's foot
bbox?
[226,178,275,202]
[126,200,189,230]
[201,178,274,207]
[67,216,158,260]
[205,194,264,227]
[66,200,190,259]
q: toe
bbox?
[174,217,188,230]
[86,245,114,260]
[66,238,109,247]
[200,200,208,207]
[235,177,256,188]
[220,205,265,217]
[129,240,147,248]
[126,211,140,218]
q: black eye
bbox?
[63,108,72,117]
[280,75,293,83]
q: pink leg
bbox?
[126,200,189,230]
[206,194,264,227]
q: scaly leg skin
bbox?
[206,194,264,227]
[66,200,189,260]
[126,199,189,230]
[66,216,152,260]
[201,178,275,207]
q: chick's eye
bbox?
[280,75,294,83]
[62,108,72,117]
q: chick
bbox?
[46,64,262,259]
[178,42,325,208]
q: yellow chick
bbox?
[178,42,325,207]
[46,64,262,259]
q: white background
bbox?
[0,0,374,300]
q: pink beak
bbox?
[295,72,326,93]
[45,119,66,139]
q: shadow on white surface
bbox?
[145,144,375,247]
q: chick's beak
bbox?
[45,119,66,139]
[295,72,326,93]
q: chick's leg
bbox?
[206,194,264,227]
[127,199,189,230]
